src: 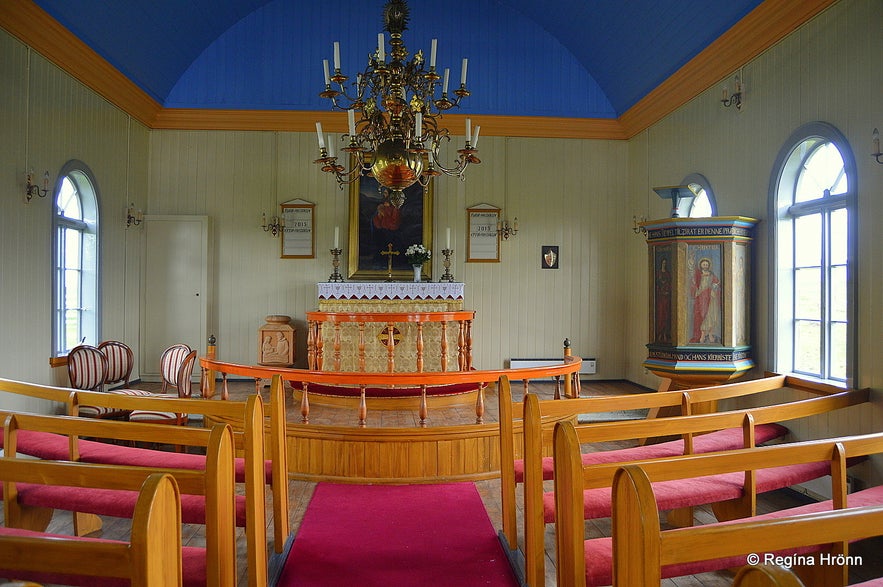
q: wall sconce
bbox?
[497,217,518,240]
[126,203,143,227]
[873,128,882,164]
[632,215,647,235]
[720,71,743,111]
[261,212,283,237]
[25,170,50,202]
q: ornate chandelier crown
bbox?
[314,0,480,208]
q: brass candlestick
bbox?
[329,248,344,282]
[439,248,454,282]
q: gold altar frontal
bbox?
[314,282,467,372]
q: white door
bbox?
[140,215,210,381]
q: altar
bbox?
[310,282,470,372]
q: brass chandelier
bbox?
[314,0,480,208]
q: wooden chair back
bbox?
[66,344,108,391]
[97,340,134,388]
[160,343,194,394]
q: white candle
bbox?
[446,228,451,249]
[874,128,881,154]
[347,109,356,136]
[377,33,385,62]
[460,58,468,85]
[333,42,340,70]
[322,59,330,85]
[442,68,450,94]
[316,122,325,149]
[327,134,335,158]
[334,226,339,248]
[415,112,423,137]
[472,125,481,148]
[430,39,437,68]
[466,118,471,143]
[262,212,267,226]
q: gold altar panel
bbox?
[315,293,467,372]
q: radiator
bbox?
[509,358,596,375]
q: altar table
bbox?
[312,282,470,372]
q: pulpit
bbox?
[642,217,758,387]
[310,282,470,372]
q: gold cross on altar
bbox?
[380,243,399,282]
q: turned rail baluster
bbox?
[358,322,366,372]
[300,382,310,423]
[333,322,342,371]
[306,320,316,370]
[386,321,396,373]
[457,320,466,371]
[466,319,473,370]
[315,325,324,371]
[475,385,485,424]
[416,322,424,372]
[359,386,367,428]
[221,373,230,401]
[440,322,449,372]
[419,385,428,427]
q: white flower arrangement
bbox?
[405,244,431,265]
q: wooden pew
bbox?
[1,413,242,587]
[0,467,181,587]
[498,373,864,587]
[553,421,883,587]
[0,373,290,555]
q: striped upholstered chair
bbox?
[67,344,122,419]
[97,340,134,389]
[128,344,197,427]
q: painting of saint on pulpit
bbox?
[653,246,672,344]
[687,245,722,345]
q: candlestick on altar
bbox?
[440,248,454,282]
[328,248,344,282]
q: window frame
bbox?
[681,173,717,218]
[768,122,858,386]
[52,161,101,357]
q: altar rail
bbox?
[198,357,582,482]
[305,310,475,372]
[200,356,581,427]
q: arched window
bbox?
[53,163,99,356]
[682,173,717,218]
[770,123,856,385]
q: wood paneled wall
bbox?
[0,0,881,481]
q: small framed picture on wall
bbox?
[541,246,559,269]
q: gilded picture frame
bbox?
[348,162,433,280]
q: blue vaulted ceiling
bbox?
[30,0,763,119]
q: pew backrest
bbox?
[0,465,181,587]
[552,421,883,587]
[3,418,236,587]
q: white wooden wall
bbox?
[0,0,881,480]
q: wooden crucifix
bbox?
[380,243,399,282]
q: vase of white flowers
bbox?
[405,244,431,282]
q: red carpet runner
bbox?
[275,482,519,587]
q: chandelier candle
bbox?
[313,1,481,207]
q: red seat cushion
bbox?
[1,427,273,485]
[15,483,249,527]
[0,527,206,587]
[542,459,840,524]
[582,484,883,586]
[514,422,789,483]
